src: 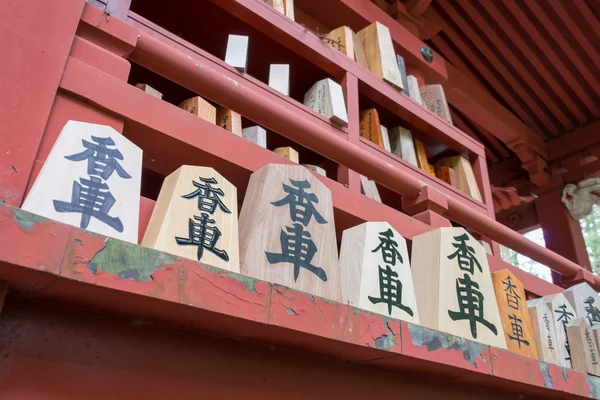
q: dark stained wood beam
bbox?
[488,158,526,186]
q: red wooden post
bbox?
[535,187,592,287]
[471,153,500,255]
[337,72,361,192]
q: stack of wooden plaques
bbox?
[435,156,482,201]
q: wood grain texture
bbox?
[359,109,384,148]
[407,75,423,105]
[435,156,482,201]
[216,106,242,136]
[420,84,453,125]
[563,283,600,328]
[135,83,163,99]
[359,175,382,203]
[325,26,354,58]
[21,121,142,243]
[242,126,267,148]
[274,147,299,163]
[389,126,418,167]
[435,166,456,187]
[283,0,295,20]
[543,293,576,368]
[411,227,507,348]
[527,298,561,364]
[414,138,433,176]
[179,96,217,124]
[491,269,538,358]
[352,31,369,69]
[357,22,403,90]
[224,34,248,73]
[304,78,348,126]
[340,222,419,323]
[566,318,600,376]
[380,125,391,152]
[238,164,340,301]
[141,166,240,273]
[265,0,285,14]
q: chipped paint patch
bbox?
[13,209,47,231]
[309,294,315,303]
[89,238,177,282]
[561,367,569,380]
[225,271,257,293]
[374,320,397,350]
[74,239,82,244]
[587,375,600,399]
[408,323,487,367]
[539,362,553,389]
[285,308,297,315]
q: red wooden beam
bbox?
[547,119,600,161]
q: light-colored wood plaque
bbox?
[411,227,507,348]
[325,26,354,58]
[435,156,482,201]
[216,106,242,136]
[274,146,299,163]
[352,31,369,69]
[224,34,249,73]
[304,78,349,126]
[179,96,217,125]
[527,298,561,364]
[238,164,340,301]
[380,124,391,152]
[22,121,142,243]
[359,109,384,148]
[283,0,295,20]
[135,83,163,99]
[357,22,403,90]
[268,64,290,96]
[435,165,456,187]
[340,222,419,323]
[389,126,418,167]
[563,283,600,328]
[396,54,409,97]
[414,138,433,176]
[265,0,285,14]
[491,269,539,358]
[543,293,577,368]
[407,75,423,105]
[566,318,600,376]
[359,175,382,203]
[242,126,267,148]
[142,166,239,273]
[303,164,327,177]
[420,84,453,125]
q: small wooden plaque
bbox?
[340,222,419,323]
[304,78,349,126]
[380,125,391,152]
[563,283,600,328]
[420,84,453,125]
[224,34,249,73]
[179,96,217,125]
[352,31,369,69]
[359,109,384,148]
[566,318,600,376]
[283,0,295,20]
[435,165,456,187]
[543,293,577,368]
[527,298,561,364]
[142,166,240,272]
[268,64,290,96]
[265,0,285,14]
[325,26,354,58]
[414,138,433,176]
[491,269,539,358]
[411,227,506,348]
[407,75,423,105]
[239,164,340,301]
[274,146,299,163]
[242,126,267,148]
[389,126,418,167]
[303,164,326,177]
[357,22,403,90]
[135,83,163,99]
[396,54,410,96]
[360,175,382,203]
[435,156,482,201]
[216,106,242,137]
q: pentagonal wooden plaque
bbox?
[528,298,561,364]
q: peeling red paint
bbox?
[489,347,546,388]
[343,308,401,355]
[547,363,592,398]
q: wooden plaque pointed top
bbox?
[527,298,560,364]
[543,293,576,368]
[238,164,339,301]
[563,282,600,327]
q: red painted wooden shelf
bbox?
[0,204,597,399]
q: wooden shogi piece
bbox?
[389,126,418,167]
[325,26,354,58]
[268,64,290,96]
[566,318,600,376]
[340,222,419,323]
[593,325,600,353]
[265,0,285,14]
[179,96,217,124]
[435,165,456,187]
[303,78,349,126]
[242,126,267,148]
[22,121,142,243]
[216,106,242,136]
[303,164,327,177]
[274,147,299,163]
[491,269,539,358]
[141,166,239,272]
[395,54,410,97]
[238,164,340,301]
[543,293,577,368]
[406,75,423,105]
[414,138,434,176]
[527,298,561,364]
[563,282,600,328]
[435,156,482,201]
[380,125,391,152]
[224,34,249,73]
[357,22,403,90]
[411,227,506,348]
[135,83,163,99]
[359,175,382,203]
[420,84,453,125]
[351,31,369,69]
[359,109,384,148]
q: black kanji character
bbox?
[447,233,482,275]
[448,273,498,339]
[175,213,229,262]
[502,276,521,310]
[368,264,413,317]
[584,296,600,327]
[507,314,530,348]
[271,179,327,226]
[181,177,231,215]
[371,228,402,266]
[65,136,131,180]
[265,223,327,282]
